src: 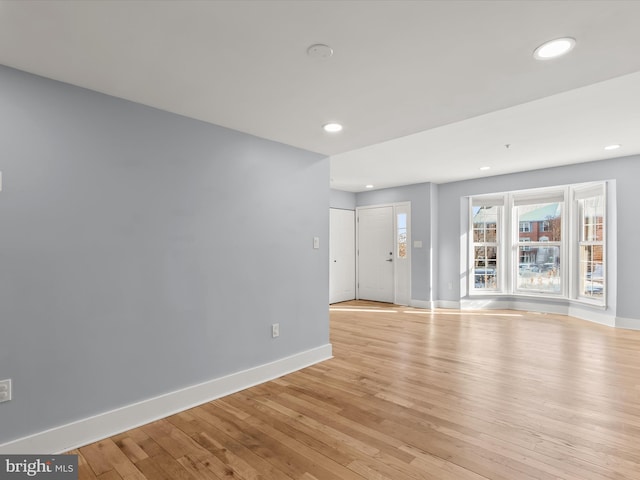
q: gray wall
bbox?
[330,189,356,210]
[0,65,329,444]
[357,183,433,302]
[437,155,640,320]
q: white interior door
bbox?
[329,208,356,304]
[358,206,394,303]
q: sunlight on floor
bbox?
[402,310,523,317]
[329,308,399,313]
[330,304,523,317]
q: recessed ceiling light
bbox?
[323,123,343,133]
[533,37,576,60]
[604,144,621,150]
[365,184,374,189]
[480,166,491,171]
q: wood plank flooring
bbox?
[70,301,640,479]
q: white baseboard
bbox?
[435,300,461,309]
[568,305,615,327]
[0,344,333,455]
[616,316,640,330]
[419,297,629,329]
[409,299,434,309]
[457,298,619,327]
[460,298,570,316]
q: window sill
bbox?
[571,297,607,310]
[468,292,606,309]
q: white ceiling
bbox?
[1,0,639,192]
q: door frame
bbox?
[356,202,411,305]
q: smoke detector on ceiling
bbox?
[307,44,334,59]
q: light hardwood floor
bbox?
[70,301,640,479]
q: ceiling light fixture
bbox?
[604,144,621,150]
[365,184,374,189]
[533,37,576,60]
[323,122,343,133]
[480,166,491,171]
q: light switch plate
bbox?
[313,236,320,249]
[0,379,11,403]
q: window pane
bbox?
[580,197,604,242]
[474,246,497,289]
[397,213,407,230]
[517,246,561,293]
[517,203,561,241]
[578,195,605,301]
[473,207,498,242]
[580,245,604,298]
[486,224,497,242]
[397,213,407,259]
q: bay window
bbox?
[469,182,607,306]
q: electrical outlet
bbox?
[271,323,280,338]
[0,379,11,403]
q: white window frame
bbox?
[575,184,606,306]
[468,182,607,307]
[513,195,565,297]
[469,198,503,293]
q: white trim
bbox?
[410,299,434,309]
[414,298,620,328]
[615,316,640,331]
[0,344,333,455]
[568,305,615,327]
[458,297,617,327]
[435,300,461,309]
[461,298,568,315]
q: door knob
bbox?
[386,259,393,262]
